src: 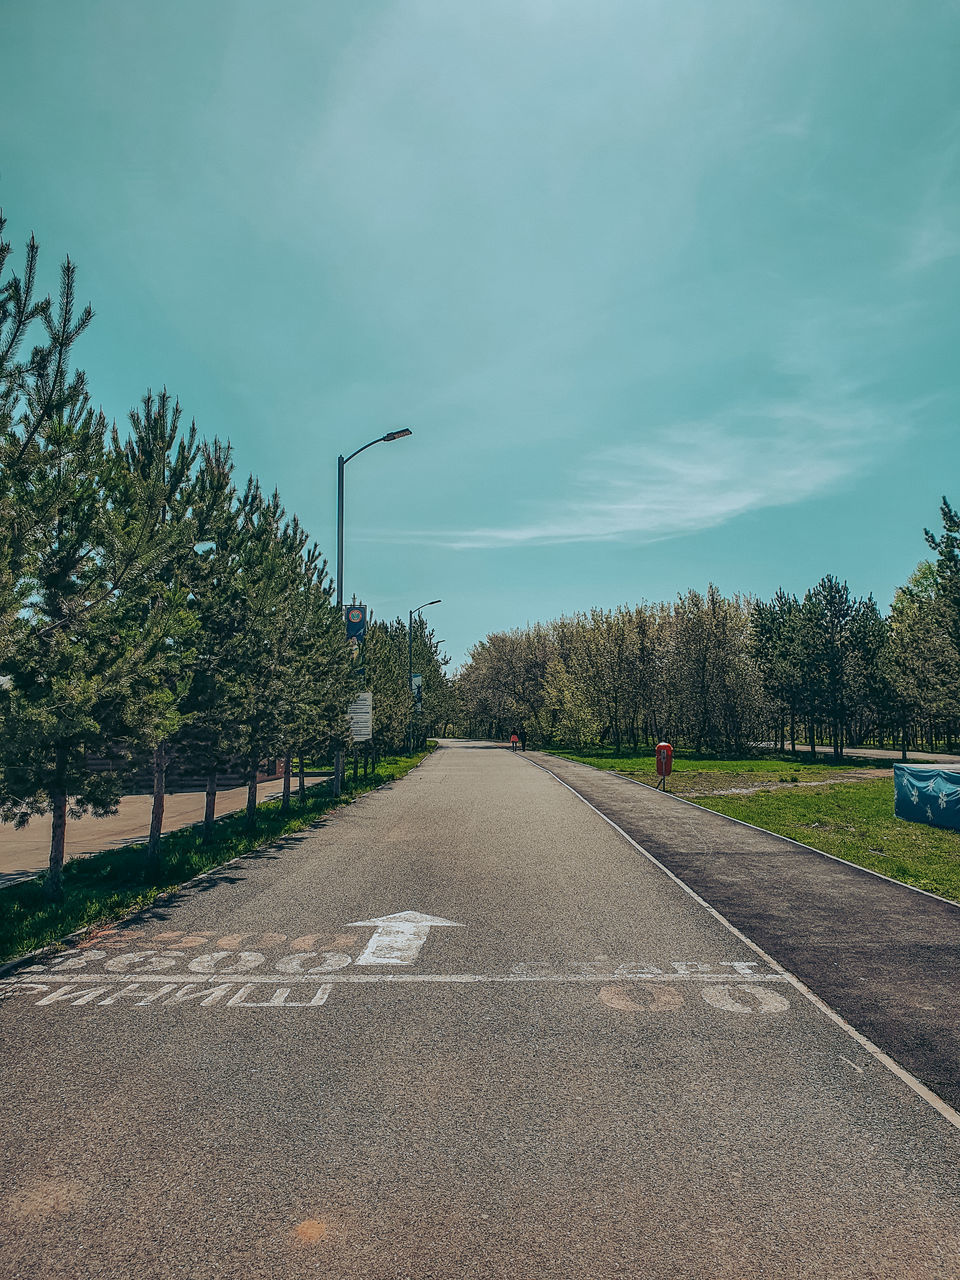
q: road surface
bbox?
[779,743,960,764]
[0,776,327,885]
[1,740,958,1279]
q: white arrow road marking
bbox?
[346,911,463,966]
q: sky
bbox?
[2,0,959,666]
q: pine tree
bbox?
[108,390,201,863]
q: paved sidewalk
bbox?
[787,743,960,764]
[530,750,960,1111]
[0,776,328,885]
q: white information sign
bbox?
[347,691,373,742]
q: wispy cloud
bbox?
[901,121,960,272]
[393,395,904,549]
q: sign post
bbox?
[347,691,373,743]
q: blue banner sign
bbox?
[345,605,367,641]
[894,764,960,833]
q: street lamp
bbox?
[408,598,441,753]
[334,428,413,794]
[336,428,412,612]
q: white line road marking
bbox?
[347,911,463,965]
[840,1055,865,1073]
[0,971,791,987]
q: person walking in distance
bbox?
[519,726,527,752]
[509,730,520,753]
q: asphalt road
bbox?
[530,750,960,1112]
[1,740,959,1279]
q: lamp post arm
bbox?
[342,438,381,466]
[342,428,409,466]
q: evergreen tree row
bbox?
[0,213,446,897]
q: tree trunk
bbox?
[246,756,259,830]
[789,709,796,754]
[298,752,306,805]
[47,746,68,901]
[281,751,292,815]
[203,770,217,843]
[147,742,166,864]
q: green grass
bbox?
[544,745,960,902]
[0,748,434,964]
[545,747,890,797]
[690,779,960,903]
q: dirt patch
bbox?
[3,1177,90,1221]
[684,768,892,798]
[613,767,892,799]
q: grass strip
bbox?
[690,779,960,904]
[545,748,891,797]
[544,747,960,902]
[0,748,433,963]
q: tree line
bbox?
[0,212,447,896]
[455,515,960,762]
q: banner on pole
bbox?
[345,605,367,642]
[412,673,423,711]
[348,691,373,742]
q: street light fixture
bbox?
[334,428,413,794]
[408,599,441,754]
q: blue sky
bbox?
[3,1,959,664]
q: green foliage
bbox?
[692,779,960,904]
[457,594,761,754]
[364,613,450,755]
[0,203,445,896]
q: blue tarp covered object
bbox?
[893,764,960,833]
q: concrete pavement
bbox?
[1,740,958,1278]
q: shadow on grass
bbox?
[0,749,433,964]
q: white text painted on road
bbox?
[1,920,791,1016]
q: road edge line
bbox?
[525,754,960,1138]
[543,754,960,911]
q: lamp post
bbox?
[408,598,441,754]
[334,428,412,794]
